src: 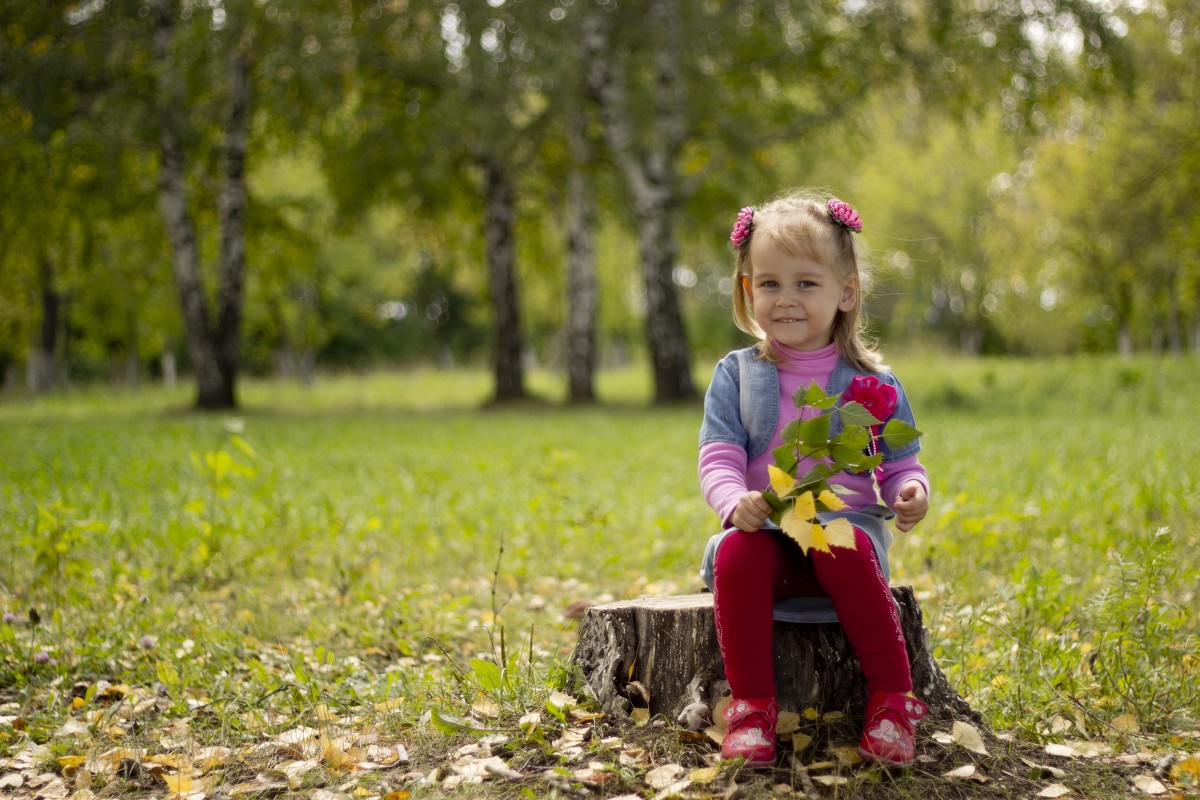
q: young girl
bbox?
[698,190,930,768]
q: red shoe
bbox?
[721,697,778,767]
[857,692,927,768]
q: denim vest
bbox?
[699,345,921,463]
[697,345,919,623]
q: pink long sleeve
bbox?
[877,455,929,510]
[699,441,751,528]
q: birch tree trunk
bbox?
[28,256,59,394]
[153,0,250,410]
[584,0,694,403]
[565,104,598,403]
[483,156,526,402]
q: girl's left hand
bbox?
[893,481,928,532]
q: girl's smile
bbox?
[746,238,856,352]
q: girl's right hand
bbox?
[732,491,773,532]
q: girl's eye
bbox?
[758,280,778,289]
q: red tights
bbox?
[712,527,911,699]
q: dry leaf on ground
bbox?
[1036,783,1072,797]
[1132,774,1168,795]
[951,720,989,755]
[645,763,686,790]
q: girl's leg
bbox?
[809,527,912,693]
[711,529,817,698]
[809,526,926,767]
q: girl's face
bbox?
[746,237,856,352]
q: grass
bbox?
[1,353,1198,798]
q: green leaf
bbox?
[796,382,838,410]
[797,414,832,450]
[780,419,801,443]
[833,452,882,474]
[837,400,883,427]
[882,419,922,450]
[831,426,870,450]
[771,444,798,475]
[470,658,503,691]
[430,708,498,736]
[763,492,787,514]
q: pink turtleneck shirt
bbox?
[699,342,928,528]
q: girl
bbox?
[698,191,930,768]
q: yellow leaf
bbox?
[162,772,194,795]
[1110,713,1139,733]
[817,489,847,510]
[630,708,650,727]
[775,710,801,735]
[57,756,87,769]
[822,518,857,551]
[1173,756,1200,779]
[768,465,796,496]
[794,491,816,520]
[809,523,830,554]
[780,504,813,554]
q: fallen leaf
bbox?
[33,776,70,800]
[1110,713,1139,733]
[828,745,862,766]
[471,699,500,718]
[1021,757,1066,779]
[687,766,720,784]
[944,764,978,779]
[1037,783,1072,797]
[1174,755,1200,779]
[1132,774,1167,795]
[786,731,813,752]
[646,764,686,790]
[812,775,849,786]
[776,709,800,735]
[630,708,650,727]
[952,720,989,755]
[547,691,579,710]
[653,784,692,800]
[0,773,23,789]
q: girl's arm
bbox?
[879,455,930,532]
[699,441,752,528]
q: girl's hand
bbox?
[893,481,928,532]
[732,491,774,532]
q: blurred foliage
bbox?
[0,1,1196,393]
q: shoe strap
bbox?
[869,692,928,723]
[723,698,779,728]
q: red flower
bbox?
[843,375,897,423]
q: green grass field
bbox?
[1,354,1198,797]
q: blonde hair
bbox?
[731,190,883,372]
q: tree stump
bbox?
[572,587,978,726]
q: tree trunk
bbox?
[482,156,526,403]
[153,0,250,410]
[565,104,598,403]
[29,256,59,394]
[584,0,694,404]
[572,589,979,727]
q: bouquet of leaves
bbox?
[763,376,921,555]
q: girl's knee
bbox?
[715,529,779,573]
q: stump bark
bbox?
[572,587,978,726]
